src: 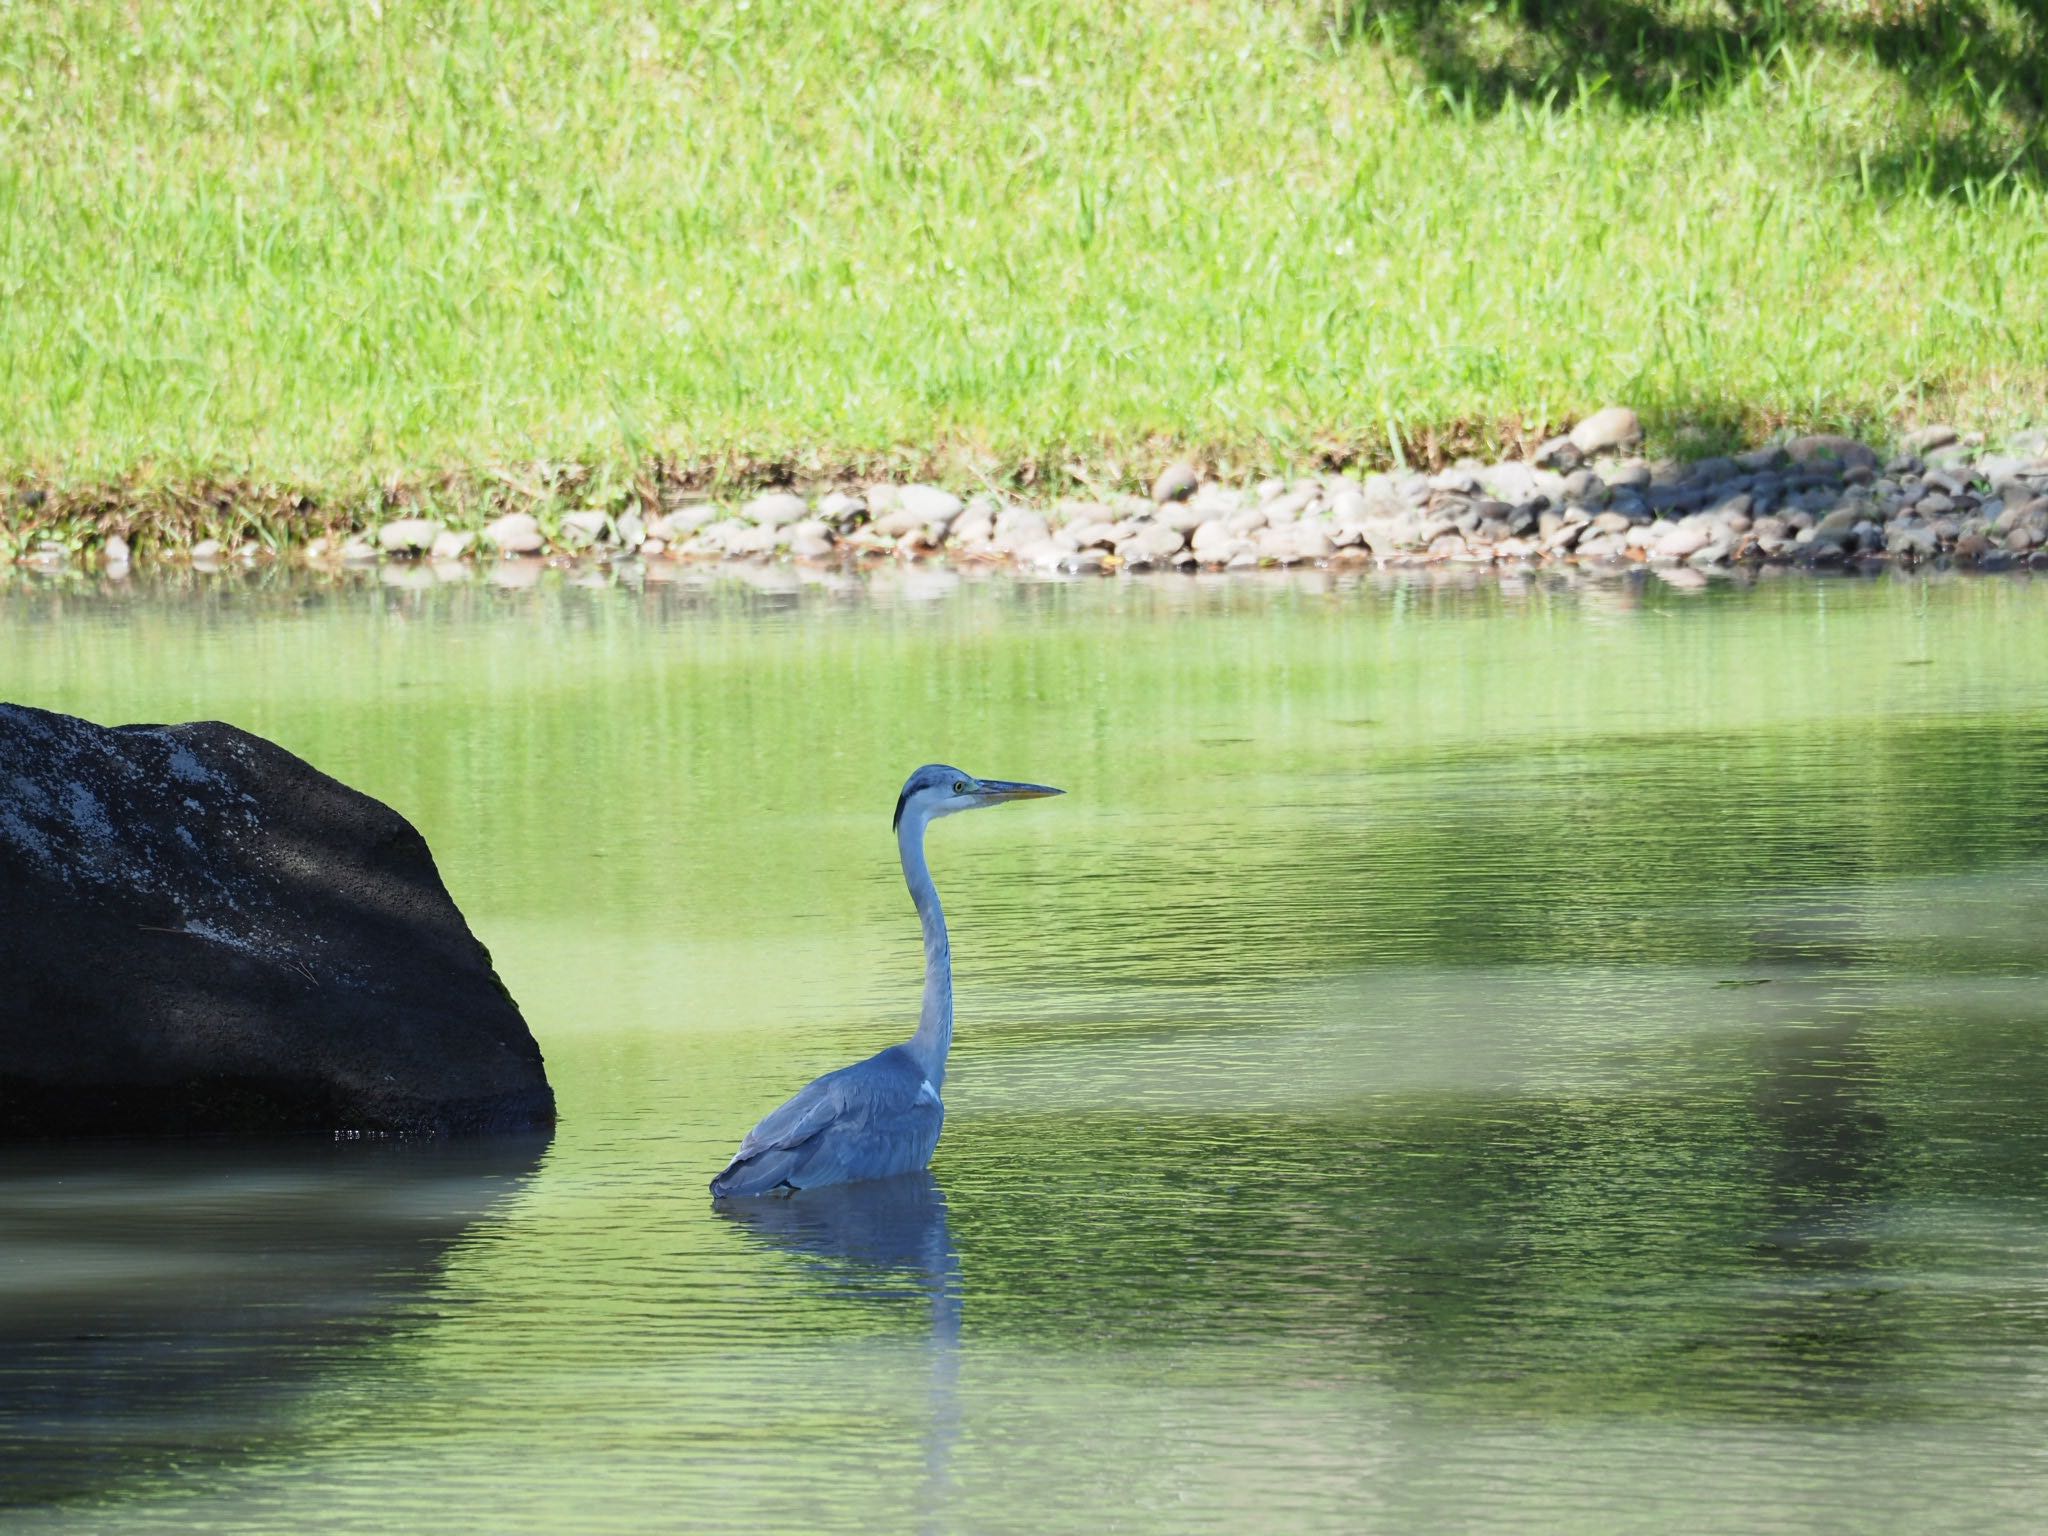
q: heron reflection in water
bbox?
[717,1170,963,1530]
[717,1169,960,1311]
[711,765,1059,1200]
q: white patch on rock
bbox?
[166,744,213,785]
[10,773,52,813]
[1,809,51,862]
[66,782,115,843]
[183,921,286,961]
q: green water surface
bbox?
[3,566,2047,1534]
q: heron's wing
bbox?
[769,1099,943,1189]
[730,1076,852,1161]
[730,1050,929,1162]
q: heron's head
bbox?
[892,764,1062,832]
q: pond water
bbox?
[4,566,2048,1533]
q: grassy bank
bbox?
[3,0,2047,519]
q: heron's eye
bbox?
[952,780,968,795]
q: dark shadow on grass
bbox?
[1323,0,2048,199]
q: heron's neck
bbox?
[900,814,953,1087]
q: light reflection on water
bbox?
[2,570,2048,1532]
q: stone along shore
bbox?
[62,410,2048,579]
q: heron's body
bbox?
[711,1045,943,1197]
[710,765,1058,1200]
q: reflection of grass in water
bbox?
[1,572,2044,954]
[3,1,2047,503]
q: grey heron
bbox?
[709,765,1061,1199]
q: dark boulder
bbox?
[0,703,553,1137]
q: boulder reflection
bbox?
[0,1135,547,1511]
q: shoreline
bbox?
[8,414,2048,580]
[3,559,2038,604]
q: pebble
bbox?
[1478,462,1538,503]
[62,414,2048,582]
[1013,538,1067,571]
[1292,524,1335,562]
[650,505,716,540]
[1561,469,1608,507]
[1976,454,2037,485]
[897,484,964,527]
[377,517,442,556]
[1151,461,1200,503]
[1254,526,1300,564]
[1707,491,1753,521]
[483,512,545,555]
[1887,524,1939,558]
[1786,434,1880,472]
[871,505,938,539]
[743,491,810,528]
[1263,490,1316,524]
[816,491,866,526]
[723,523,778,558]
[1136,524,1188,559]
[951,503,997,545]
[560,510,611,546]
[1902,424,1958,454]
[786,520,836,559]
[1190,520,1238,561]
[995,507,1050,549]
[1996,497,2046,533]
[1569,406,1643,457]
[1655,525,1712,560]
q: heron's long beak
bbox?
[974,779,1062,804]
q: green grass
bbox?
[2,0,2047,511]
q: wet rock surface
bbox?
[0,703,553,1138]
